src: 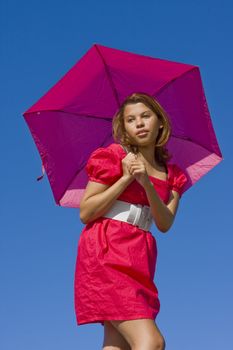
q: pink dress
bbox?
[74,142,188,326]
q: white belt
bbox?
[103,199,153,232]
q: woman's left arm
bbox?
[143,180,180,233]
[128,155,181,233]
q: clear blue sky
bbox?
[1,0,233,349]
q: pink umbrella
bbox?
[23,43,223,208]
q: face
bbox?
[123,102,163,146]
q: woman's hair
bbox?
[112,92,173,165]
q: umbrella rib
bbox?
[94,44,121,109]
[171,134,221,156]
[152,66,198,97]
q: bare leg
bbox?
[109,319,165,350]
[102,320,131,350]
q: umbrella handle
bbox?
[121,144,129,154]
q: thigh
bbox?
[109,318,165,349]
[102,321,131,350]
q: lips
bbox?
[136,130,148,135]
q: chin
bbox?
[136,139,151,145]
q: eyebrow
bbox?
[125,110,151,119]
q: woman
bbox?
[74,92,188,350]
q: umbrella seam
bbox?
[152,66,198,96]
[94,44,121,109]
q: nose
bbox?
[135,117,144,127]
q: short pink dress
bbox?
[74,142,188,326]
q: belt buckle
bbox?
[127,203,152,231]
[138,205,152,231]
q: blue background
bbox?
[1,0,232,349]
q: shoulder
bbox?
[106,142,125,155]
[88,142,124,160]
[85,143,123,185]
[85,143,124,171]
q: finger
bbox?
[130,160,144,167]
[129,165,145,174]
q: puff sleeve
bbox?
[170,164,188,197]
[85,147,123,185]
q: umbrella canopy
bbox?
[23,43,223,208]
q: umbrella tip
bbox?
[36,174,44,181]
[36,163,45,181]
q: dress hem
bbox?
[77,313,158,326]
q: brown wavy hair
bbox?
[112,92,173,165]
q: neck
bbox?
[137,144,156,166]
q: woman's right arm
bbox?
[79,175,133,224]
[79,152,136,224]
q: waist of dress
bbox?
[102,199,153,232]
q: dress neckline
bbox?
[116,143,170,183]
